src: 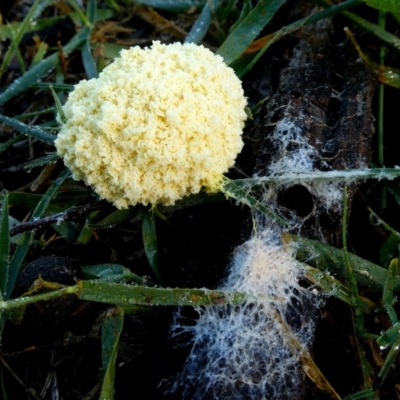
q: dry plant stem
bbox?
[9,201,107,236]
[0,357,44,400]
[134,5,187,40]
[273,311,342,400]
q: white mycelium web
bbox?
[165,112,336,399]
[168,226,319,399]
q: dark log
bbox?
[240,1,376,245]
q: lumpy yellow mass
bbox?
[55,41,247,208]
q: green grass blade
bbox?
[31,169,71,219]
[8,29,26,74]
[285,234,400,293]
[345,26,400,89]
[0,114,55,144]
[82,264,134,282]
[343,389,376,400]
[0,26,90,107]
[82,264,157,285]
[0,287,76,312]
[0,134,25,155]
[6,169,70,300]
[76,280,248,306]
[30,0,58,20]
[234,0,363,77]
[32,83,74,91]
[81,38,98,79]
[229,168,400,188]
[0,0,43,79]
[379,233,399,267]
[100,307,124,400]
[5,231,34,300]
[0,10,114,40]
[1,190,93,213]
[185,0,219,44]
[391,11,400,24]
[222,178,289,226]
[49,85,66,124]
[86,0,97,24]
[0,366,10,400]
[0,193,10,299]
[319,0,400,51]
[216,0,285,65]
[383,258,398,305]
[302,264,375,313]
[376,334,400,387]
[141,209,161,281]
[20,153,60,170]
[0,16,62,39]
[377,321,400,347]
[0,282,249,311]
[366,0,400,13]
[68,0,91,26]
[89,208,139,230]
[342,188,374,394]
[30,40,49,67]
[133,0,204,12]
[14,107,56,121]
[228,0,253,33]
[342,187,364,334]
[386,181,400,207]
[368,207,400,240]
[81,0,98,79]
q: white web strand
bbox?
[167,225,321,399]
[165,113,341,399]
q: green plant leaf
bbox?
[0,114,56,144]
[285,234,400,293]
[377,320,400,347]
[82,264,133,281]
[75,280,248,306]
[302,264,375,313]
[86,0,97,24]
[216,0,285,65]
[342,387,376,399]
[134,0,205,12]
[386,181,400,207]
[222,178,289,226]
[49,85,66,124]
[232,0,364,77]
[0,26,90,107]
[376,333,400,388]
[51,221,82,242]
[324,0,400,52]
[89,208,139,230]
[0,134,25,155]
[141,209,161,281]
[228,0,253,33]
[383,258,398,306]
[82,0,98,78]
[6,169,70,300]
[100,307,124,400]
[379,233,399,267]
[0,282,251,312]
[0,193,9,300]
[82,264,157,285]
[0,0,43,79]
[30,40,48,67]
[185,0,220,44]
[366,0,400,12]
[1,190,94,214]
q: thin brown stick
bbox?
[10,201,107,236]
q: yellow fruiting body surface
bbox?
[55,41,247,209]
